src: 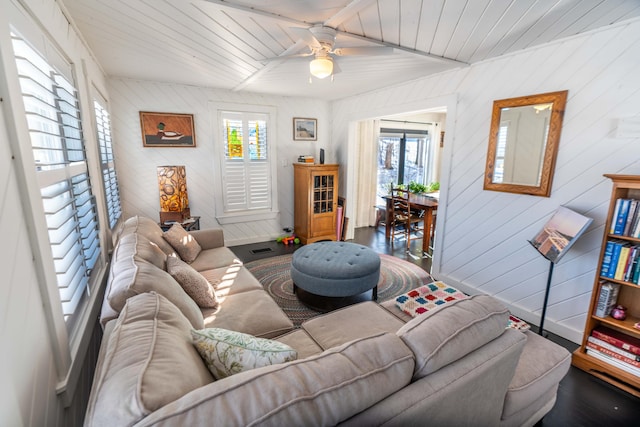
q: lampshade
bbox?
[309,56,333,79]
[157,166,189,212]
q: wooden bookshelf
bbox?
[572,174,640,397]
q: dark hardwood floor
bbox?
[230,226,640,426]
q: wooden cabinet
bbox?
[572,174,640,397]
[294,163,339,244]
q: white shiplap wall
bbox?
[108,79,330,245]
[332,18,640,343]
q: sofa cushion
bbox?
[167,256,219,309]
[201,289,294,339]
[163,223,202,263]
[85,292,214,427]
[501,330,571,422]
[105,254,204,329]
[188,228,225,250]
[136,332,415,427]
[302,301,405,350]
[115,232,166,270]
[199,263,264,297]
[396,294,509,379]
[275,329,324,359]
[192,328,297,379]
[189,246,243,272]
[119,215,175,255]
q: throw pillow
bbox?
[395,281,468,316]
[191,328,297,379]
[163,223,202,263]
[167,256,219,309]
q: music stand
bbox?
[528,206,592,336]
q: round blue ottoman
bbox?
[291,241,380,311]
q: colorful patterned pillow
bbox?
[508,314,531,331]
[167,256,219,308]
[395,281,468,317]
[192,328,297,379]
[163,223,202,263]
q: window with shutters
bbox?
[219,110,274,217]
[94,97,122,228]
[11,31,101,336]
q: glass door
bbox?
[376,128,431,205]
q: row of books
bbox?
[297,155,315,163]
[610,198,640,237]
[600,240,640,283]
[586,326,640,377]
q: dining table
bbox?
[383,192,439,254]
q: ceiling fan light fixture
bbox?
[309,56,333,79]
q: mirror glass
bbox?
[484,91,568,197]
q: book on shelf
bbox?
[591,326,640,356]
[586,348,640,377]
[623,200,639,235]
[588,335,640,363]
[624,247,639,282]
[612,198,631,235]
[634,260,640,284]
[606,241,624,279]
[614,245,631,280]
[594,282,621,317]
[600,241,615,277]
[624,199,637,236]
[633,212,640,238]
[610,198,640,237]
[610,198,622,234]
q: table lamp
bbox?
[158,165,190,224]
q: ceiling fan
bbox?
[266,25,394,80]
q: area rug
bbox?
[244,253,434,328]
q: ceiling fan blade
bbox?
[262,52,313,63]
[290,27,321,49]
[332,46,394,56]
[332,60,341,75]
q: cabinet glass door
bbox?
[313,174,334,214]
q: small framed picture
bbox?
[140,111,196,147]
[293,117,317,141]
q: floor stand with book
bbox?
[572,174,640,398]
[538,262,554,337]
[529,206,593,337]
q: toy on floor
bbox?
[277,234,300,245]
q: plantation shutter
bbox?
[221,111,271,212]
[94,98,122,228]
[12,32,101,329]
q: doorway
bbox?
[376,126,432,206]
[352,112,445,230]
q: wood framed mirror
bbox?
[484,90,568,197]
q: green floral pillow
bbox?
[191,328,297,379]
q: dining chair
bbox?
[390,187,425,251]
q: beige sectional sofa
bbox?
[85,216,571,426]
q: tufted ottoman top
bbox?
[292,241,380,280]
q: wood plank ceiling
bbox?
[60,0,640,100]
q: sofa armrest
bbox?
[189,228,224,250]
